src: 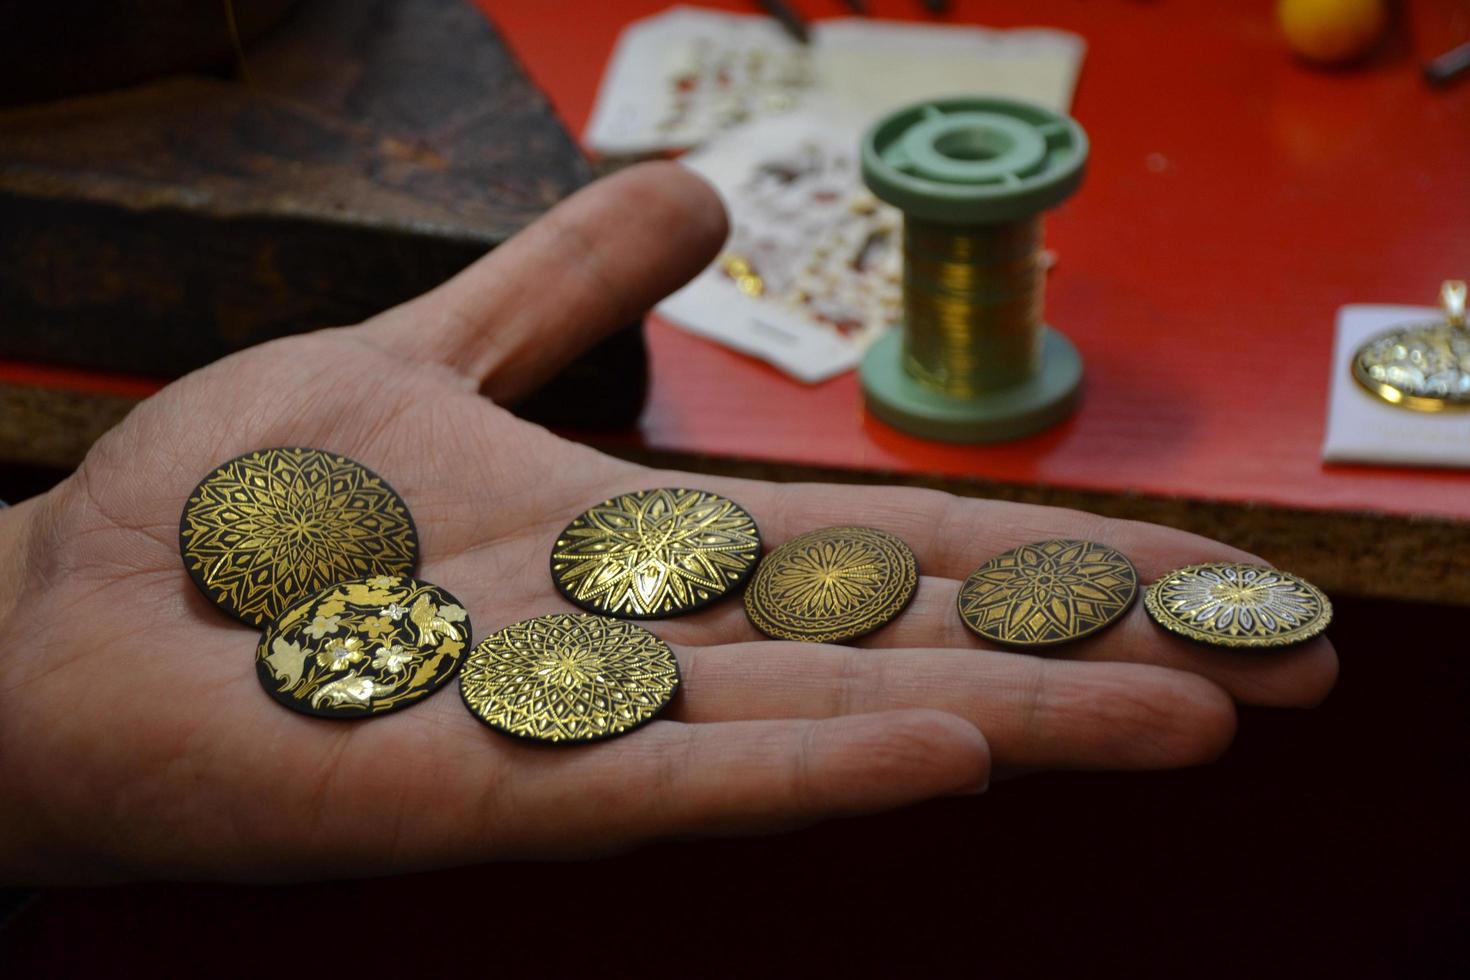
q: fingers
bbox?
[486,711,989,856]
[604,470,1336,707]
[668,642,1238,771]
[357,161,728,402]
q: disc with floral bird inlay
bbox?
[180,447,419,627]
[551,487,761,619]
[459,613,680,743]
[958,539,1138,648]
[256,575,469,719]
[1143,563,1331,649]
[744,526,918,643]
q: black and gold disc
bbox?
[256,575,469,719]
[958,539,1138,648]
[550,487,761,619]
[459,612,680,743]
[743,526,918,643]
[1143,563,1332,649]
[180,447,419,627]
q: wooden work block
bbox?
[0,0,644,429]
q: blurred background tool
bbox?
[1425,38,1470,84]
[757,0,811,43]
[858,96,1088,442]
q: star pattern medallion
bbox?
[744,526,918,643]
[180,448,418,627]
[256,575,468,719]
[958,539,1138,648]
[459,613,680,743]
[550,488,761,619]
[1144,563,1332,649]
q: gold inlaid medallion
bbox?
[743,526,918,643]
[1352,280,1470,412]
[958,539,1137,647]
[1144,563,1331,649]
[460,613,680,743]
[551,488,761,619]
[180,447,418,627]
[256,575,468,718]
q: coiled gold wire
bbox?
[901,217,1044,397]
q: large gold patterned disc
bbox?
[550,488,761,619]
[180,448,418,627]
[743,526,918,643]
[1144,563,1332,649]
[958,539,1138,648]
[459,613,680,743]
[256,575,469,719]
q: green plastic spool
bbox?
[859,97,1089,443]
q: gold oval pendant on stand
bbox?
[1352,280,1470,412]
[551,488,761,618]
[744,526,919,643]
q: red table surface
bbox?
[484,0,1470,520]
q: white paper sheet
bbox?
[657,109,899,382]
[586,6,1085,155]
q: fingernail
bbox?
[948,775,990,797]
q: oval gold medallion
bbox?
[180,447,419,627]
[1143,563,1331,649]
[551,488,761,619]
[958,539,1138,647]
[256,575,468,719]
[460,613,680,743]
[744,526,918,643]
[1351,280,1470,412]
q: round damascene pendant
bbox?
[957,539,1138,648]
[180,447,419,627]
[743,526,918,643]
[1144,563,1332,649]
[550,487,761,619]
[256,575,469,719]
[459,613,680,743]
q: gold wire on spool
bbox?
[901,217,1045,397]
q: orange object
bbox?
[1278,0,1387,64]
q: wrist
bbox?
[0,496,37,629]
[0,494,51,884]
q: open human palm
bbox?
[0,165,1336,883]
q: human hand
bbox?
[0,163,1336,883]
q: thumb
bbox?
[356,161,728,403]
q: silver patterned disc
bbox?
[1144,563,1332,649]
